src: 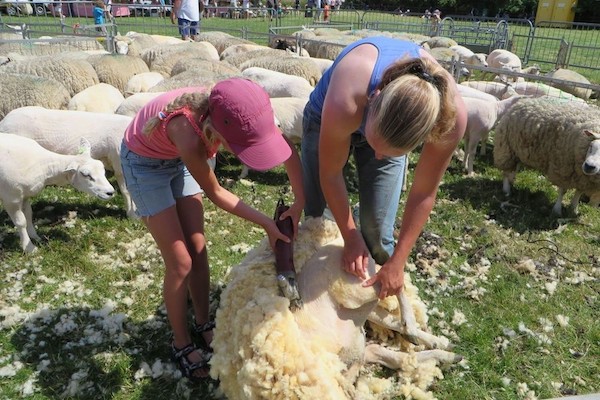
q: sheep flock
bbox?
[0,26,599,400]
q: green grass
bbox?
[0,149,599,399]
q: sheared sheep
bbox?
[219,43,271,60]
[0,107,136,218]
[505,81,587,104]
[460,80,516,100]
[448,45,487,75]
[68,83,125,114]
[116,92,164,116]
[486,49,522,82]
[211,217,461,399]
[221,48,287,69]
[239,56,322,86]
[241,67,313,98]
[0,134,115,253]
[124,72,165,96]
[0,73,71,119]
[493,97,600,215]
[545,68,593,100]
[461,95,527,176]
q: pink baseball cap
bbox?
[209,78,291,171]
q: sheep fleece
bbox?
[493,97,600,194]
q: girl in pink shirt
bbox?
[121,78,305,381]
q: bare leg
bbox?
[176,194,213,346]
[144,202,208,378]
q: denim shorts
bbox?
[178,18,199,37]
[120,141,202,217]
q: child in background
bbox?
[93,0,107,35]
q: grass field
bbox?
[0,146,599,399]
[1,8,599,400]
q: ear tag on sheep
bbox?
[77,138,92,156]
[274,198,302,310]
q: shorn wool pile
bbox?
[211,218,460,400]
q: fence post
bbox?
[556,39,569,69]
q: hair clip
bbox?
[158,111,167,121]
[419,71,435,84]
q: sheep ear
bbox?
[584,130,600,139]
[77,138,91,156]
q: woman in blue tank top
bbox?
[301,37,467,299]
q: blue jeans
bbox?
[301,102,406,264]
[178,18,199,37]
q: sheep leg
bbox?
[569,190,582,215]
[367,293,450,350]
[552,187,566,216]
[364,344,462,369]
[239,164,249,179]
[479,131,489,156]
[502,171,516,196]
[23,198,41,241]
[465,134,479,176]
[4,200,37,253]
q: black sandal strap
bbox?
[194,320,215,333]
[171,343,211,380]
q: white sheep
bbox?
[68,83,125,114]
[449,45,487,75]
[219,43,270,60]
[0,106,136,218]
[545,68,593,100]
[124,72,165,96]
[461,95,527,176]
[0,134,115,253]
[241,67,313,98]
[493,97,600,215]
[461,81,516,100]
[486,49,522,82]
[211,218,460,399]
[115,92,164,117]
[239,55,322,86]
[505,81,587,104]
[458,84,503,102]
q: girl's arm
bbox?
[168,116,290,249]
[279,136,305,238]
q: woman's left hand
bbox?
[362,260,405,300]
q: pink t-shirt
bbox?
[123,87,213,159]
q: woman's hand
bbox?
[342,230,370,280]
[263,219,291,251]
[362,259,405,299]
[277,199,303,238]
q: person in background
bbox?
[120,78,305,381]
[93,0,107,35]
[171,0,200,41]
[301,36,467,300]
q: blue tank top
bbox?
[308,37,421,135]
